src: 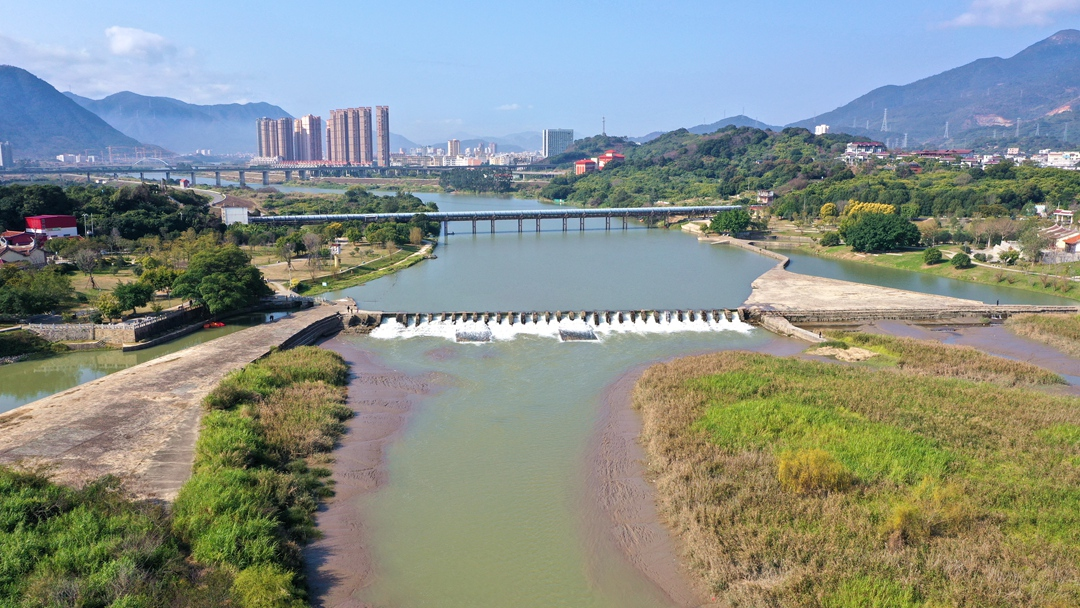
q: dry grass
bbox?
[1007,313,1080,358]
[635,350,1080,607]
[827,331,1065,387]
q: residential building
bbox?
[25,215,78,240]
[327,107,373,165]
[257,117,297,160]
[756,190,776,205]
[574,159,597,175]
[814,125,830,135]
[542,128,574,157]
[0,142,12,167]
[0,238,45,266]
[376,106,390,167]
[1045,151,1080,170]
[294,115,324,161]
[447,139,461,157]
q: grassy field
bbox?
[792,243,1080,302]
[0,347,351,607]
[296,243,428,296]
[1007,313,1080,357]
[635,337,1080,607]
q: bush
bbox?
[922,247,942,265]
[232,565,305,608]
[973,252,988,262]
[842,213,921,253]
[950,252,972,269]
[819,231,841,247]
[777,449,853,494]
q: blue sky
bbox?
[2,1,1080,143]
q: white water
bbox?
[369,310,754,342]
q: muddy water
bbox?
[311,329,803,607]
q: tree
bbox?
[819,203,838,220]
[710,209,752,234]
[302,233,324,282]
[951,252,972,269]
[113,281,155,315]
[138,265,179,295]
[923,247,943,265]
[74,248,101,289]
[843,213,920,253]
[0,265,73,316]
[819,232,841,247]
[917,218,941,246]
[95,292,123,321]
[1017,224,1050,263]
[999,249,1021,266]
[171,245,271,314]
[900,203,920,220]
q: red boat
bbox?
[203,321,226,329]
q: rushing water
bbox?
[0,313,286,414]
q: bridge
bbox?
[0,163,558,187]
[244,205,740,233]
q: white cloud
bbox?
[496,103,521,111]
[945,0,1080,27]
[0,29,247,104]
[105,26,174,61]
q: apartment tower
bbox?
[327,107,373,165]
[294,115,324,161]
[447,138,461,157]
[542,128,574,158]
[376,105,390,167]
[256,117,297,160]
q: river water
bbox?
[312,193,1077,606]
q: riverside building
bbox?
[542,128,573,158]
[376,106,390,167]
[327,107,373,165]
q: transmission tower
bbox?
[881,108,889,132]
[1066,123,1070,143]
[1036,122,1041,137]
[944,122,950,139]
[602,116,606,136]
[903,133,908,149]
[1016,118,1021,139]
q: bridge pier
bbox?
[284,170,292,182]
[518,218,522,233]
[190,171,196,186]
[622,216,628,230]
[139,172,144,181]
[605,217,610,230]
[262,171,269,186]
[535,218,541,233]
[215,171,221,186]
[165,171,171,182]
[490,219,495,234]
[580,217,585,231]
[86,172,91,183]
[238,170,246,187]
[442,221,448,241]
[472,219,477,235]
[299,170,307,181]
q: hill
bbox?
[632,115,780,144]
[64,91,292,155]
[0,65,144,161]
[792,30,1080,147]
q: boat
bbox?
[203,321,226,329]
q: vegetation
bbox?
[922,246,942,265]
[950,251,973,269]
[818,231,840,247]
[438,167,513,193]
[0,328,67,358]
[839,211,921,252]
[171,245,271,314]
[0,264,74,316]
[1007,313,1080,357]
[708,208,751,234]
[635,342,1080,606]
[260,187,437,216]
[0,347,351,607]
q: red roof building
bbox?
[24,215,78,239]
[575,159,597,175]
[594,150,625,170]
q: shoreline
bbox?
[304,337,446,607]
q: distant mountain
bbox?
[0,65,144,160]
[630,116,780,144]
[425,131,541,153]
[64,91,292,155]
[791,29,1080,146]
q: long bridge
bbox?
[243,205,740,233]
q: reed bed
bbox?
[635,350,1080,607]
[1006,313,1080,358]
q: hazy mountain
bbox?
[426,131,542,153]
[64,91,292,155]
[790,29,1080,146]
[0,65,144,160]
[631,116,780,144]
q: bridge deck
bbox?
[248,205,738,224]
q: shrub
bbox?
[999,249,1021,266]
[232,564,305,608]
[950,252,972,269]
[922,247,942,265]
[819,231,841,247]
[994,270,1006,283]
[777,449,853,494]
[882,479,974,548]
[973,252,987,262]
[842,213,921,253]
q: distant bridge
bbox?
[245,205,740,233]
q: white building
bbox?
[814,124,830,135]
[542,129,574,158]
[0,142,12,167]
[1045,151,1080,170]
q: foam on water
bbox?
[368,311,754,342]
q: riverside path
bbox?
[0,303,347,501]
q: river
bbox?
[309,192,1076,606]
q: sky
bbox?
[3,0,1080,144]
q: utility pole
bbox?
[602,116,606,136]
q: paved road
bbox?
[0,304,344,500]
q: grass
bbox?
[635,345,1080,607]
[295,243,427,296]
[0,346,351,607]
[0,329,68,359]
[1007,313,1080,357]
[795,243,1080,302]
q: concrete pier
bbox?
[0,304,347,500]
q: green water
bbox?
[0,313,283,414]
[336,330,786,607]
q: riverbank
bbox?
[788,242,1080,302]
[298,242,433,297]
[633,339,1080,606]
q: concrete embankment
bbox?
[0,303,347,500]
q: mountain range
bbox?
[0,65,144,160]
[63,92,292,156]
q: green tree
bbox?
[900,203,920,220]
[951,252,972,269]
[171,245,271,314]
[710,209,752,234]
[96,292,123,321]
[0,266,73,316]
[138,266,179,295]
[113,281,155,315]
[819,231,841,247]
[843,213,921,253]
[923,247,943,265]
[819,203,838,219]
[999,249,1021,266]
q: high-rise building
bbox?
[294,115,324,161]
[447,139,461,157]
[327,107,373,165]
[275,118,295,161]
[0,142,12,168]
[376,106,390,167]
[256,117,296,160]
[542,129,574,158]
